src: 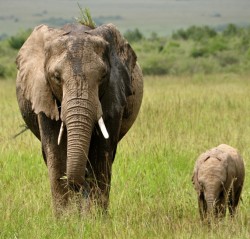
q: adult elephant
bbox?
[16,23,143,214]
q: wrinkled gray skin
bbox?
[192,144,245,220]
[16,23,143,214]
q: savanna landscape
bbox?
[1,1,250,238]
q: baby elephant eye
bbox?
[199,182,205,190]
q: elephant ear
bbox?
[192,152,209,193]
[192,159,201,192]
[16,25,59,120]
[224,154,237,189]
[90,23,136,118]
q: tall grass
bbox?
[1,75,250,238]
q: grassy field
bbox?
[1,74,250,238]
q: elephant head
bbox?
[16,23,137,189]
[192,153,228,219]
[199,158,226,216]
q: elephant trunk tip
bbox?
[67,181,82,192]
[60,175,85,193]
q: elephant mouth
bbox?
[57,117,109,145]
[56,97,109,146]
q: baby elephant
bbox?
[192,144,245,220]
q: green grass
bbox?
[1,74,250,238]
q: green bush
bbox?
[190,37,228,58]
[124,28,144,43]
[0,64,6,78]
[190,47,208,58]
[223,23,239,37]
[162,41,181,55]
[216,52,239,67]
[238,30,250,52]
[142,55,171,75]
[8,30,31,49]
[207,38,228,53]
[172,29,188,40]
[172,25,217,41]
[186,26,217,41]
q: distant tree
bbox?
[172,29,188,40]
[149,32,159,41]
[223,24,239,37]
[172,26,217,41]
[186,26,217,41]
[124,28,144,43]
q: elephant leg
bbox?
[215,194,226,218]
[38,113,68,215]
[198,193,207,220]
[87,146,115,210]
[86,125,118,210]
[86,112,122,210]
[228,187,242,216]
[215,204,226,218]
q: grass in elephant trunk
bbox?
[1,74,250,238]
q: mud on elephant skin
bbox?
[16,23,143,214]
[192,144,245,221]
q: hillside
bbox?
[1,24,250,79]
[1,0,250,38]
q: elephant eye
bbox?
[52,72,61,84]
[199,182,205,190]
[102,72,108,80]
[102,65,109,79]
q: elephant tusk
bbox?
[58,122,64,145]
[98,117,109,139]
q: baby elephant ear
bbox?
[192,162,198,187]
[16,25,59,121]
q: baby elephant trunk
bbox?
[206,194,216,217]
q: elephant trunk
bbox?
[206,194,215,216]
[65,97,96,188]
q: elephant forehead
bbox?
[45,34,108,79]
[66,35,107,55]
[198,158,226,181]
[66,37,106,64]
[46,34,106,58]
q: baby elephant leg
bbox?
[228,187,242,216]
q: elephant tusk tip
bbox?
[98,117,109,139]
[57,122,64,145]
[103,131,109,139]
